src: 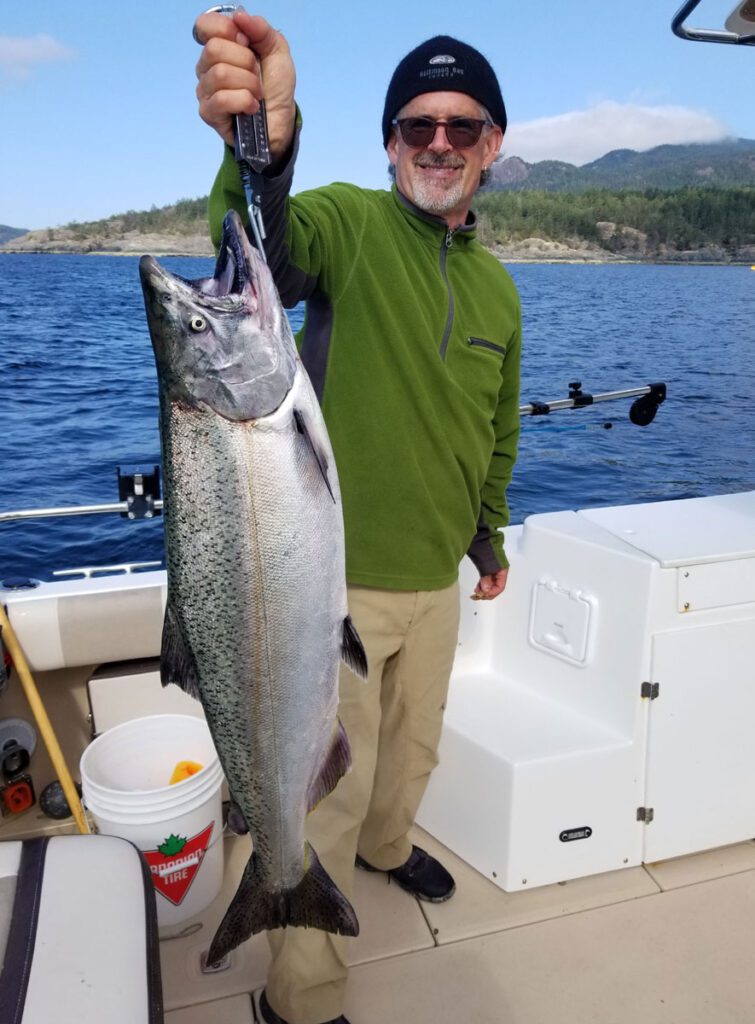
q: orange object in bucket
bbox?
[169,760,204,785]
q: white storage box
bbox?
[418,491,755,890]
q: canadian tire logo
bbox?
[143,822,215,906]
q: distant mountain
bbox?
[0,225,29,245]
[3,143,754,262]
[489,139,755,192]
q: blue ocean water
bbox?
[1,254,753,581]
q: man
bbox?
[194,12,521,1024]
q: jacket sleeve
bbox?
[467,302,522,574]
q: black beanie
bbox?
[382,35,507,147]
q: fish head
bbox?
[139,210,297,421]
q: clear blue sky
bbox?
[2,0,753,230]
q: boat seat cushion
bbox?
[0,834,163,1024]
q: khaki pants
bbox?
[266,582,461,1024]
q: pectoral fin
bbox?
[294,407,335,503]
[160,602,202,700]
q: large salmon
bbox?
[139,210,365,966]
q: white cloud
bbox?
[503,101,730,166]
[0,34,75,78]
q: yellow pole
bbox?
[0,602,89,835]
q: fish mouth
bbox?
[140,210,265,309]
[202,210,263,302]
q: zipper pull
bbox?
[445,228,456,248]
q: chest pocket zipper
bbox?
[468,336,507,356]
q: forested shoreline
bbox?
[2,186,754,262]
[477,186,754,259]
[64,197,210,240]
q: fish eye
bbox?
[189,315,207,332]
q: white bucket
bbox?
[80,714,225,928]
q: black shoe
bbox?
[355,845,456,902]
[257,989,351,1024]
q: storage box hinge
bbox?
[641,681,660,700]
[636,806,654,823]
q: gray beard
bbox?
[410,176,466,216]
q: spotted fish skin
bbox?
[139,211,366,966]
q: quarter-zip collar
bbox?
[390,187,475,362]
[393,186,477,247]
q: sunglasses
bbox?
[392,116,492,149]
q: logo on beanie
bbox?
[429,54,456,65]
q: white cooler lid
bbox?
[578,491,755,568]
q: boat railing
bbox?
[0,501,164,524]
[51,562,163,579]
[0,381,666,527]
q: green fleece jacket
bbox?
[209,138,521,590]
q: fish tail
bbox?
[206,845,359,967]
[286,844,360,936]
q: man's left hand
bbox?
[471,568,508,601]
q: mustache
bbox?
[413,154,465,169]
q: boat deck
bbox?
[162,827,755,1024]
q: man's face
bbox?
[387,91,503,228]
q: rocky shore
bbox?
[3,228,753,265]
[490,235,755,264]
[0,227,215,257]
